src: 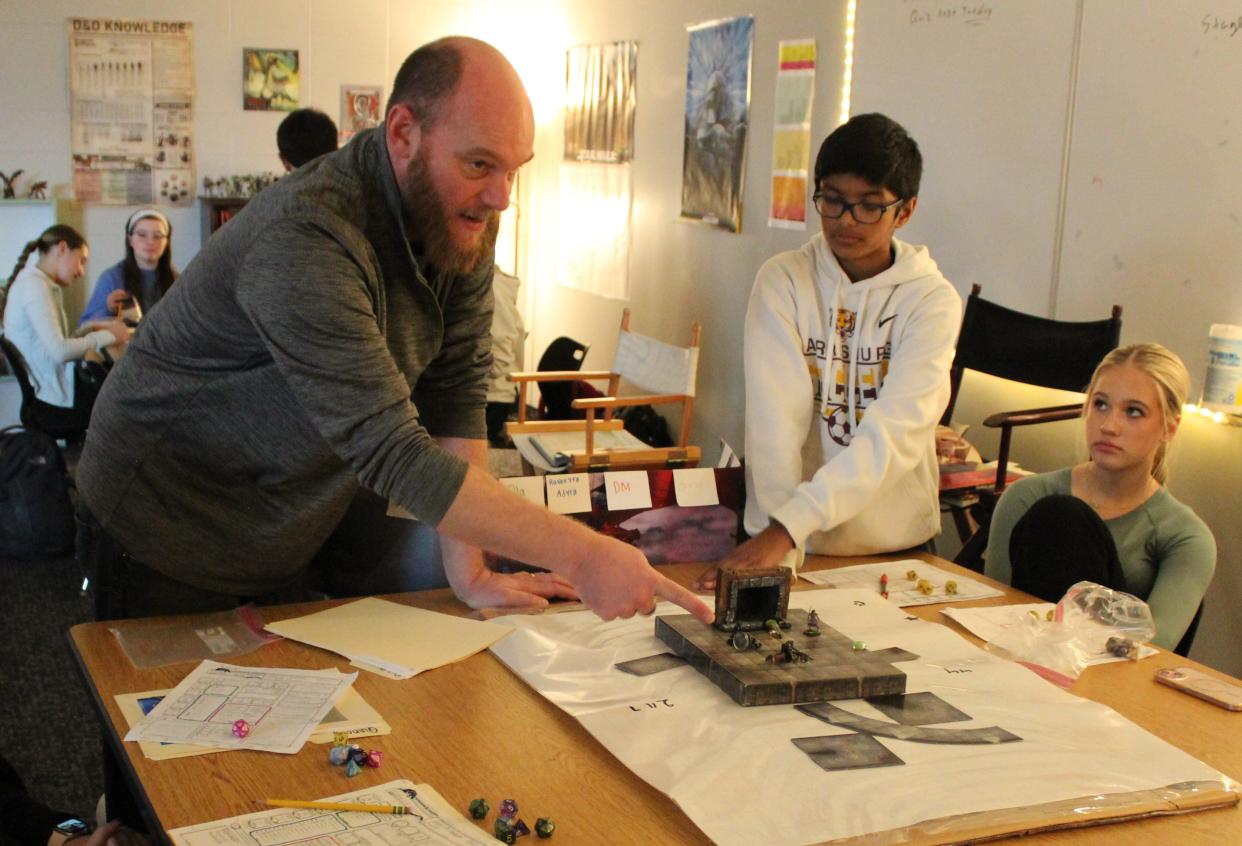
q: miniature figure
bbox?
[1106,636,1139,659]
[0,169,23,199]
[782,641,811,663]
[804,608,821,637]
[27,181,47,199]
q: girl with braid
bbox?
[2,225,129,432]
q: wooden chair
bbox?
[506,309,701,472]
[942,284,1122,568]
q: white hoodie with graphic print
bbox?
[743,232,961,559]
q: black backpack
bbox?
[0,427,75,558]
[619,404,674,447]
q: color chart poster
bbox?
[67,18,196,206]
[769,39,816,229]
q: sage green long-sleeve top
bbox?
[985,468,1216,650]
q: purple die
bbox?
[499,799,518,819]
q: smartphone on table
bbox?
[1155,667,1242,711]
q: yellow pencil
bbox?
[265,799,408,814]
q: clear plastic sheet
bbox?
[827,778,1239,845]
[490,588,1236,846]
[985,581,1156,686]
[111,604,280,668]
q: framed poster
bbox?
[242,48,299,111]
[680,16,754,233]
[340,85,382,143]
[67,18,195,206]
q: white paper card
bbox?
[673,467,719,506]
[603,470,652,510]
[123,661,355,753]
[545,473,592,514]
[264,597,511,679]
[501,476,546,506]
[798,559,1003,606]
[169,779,496,846]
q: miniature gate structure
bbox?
[656,567,917,706]
[656,607,916,707]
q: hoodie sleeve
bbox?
[742,254,818,539]
[769,279,961,546]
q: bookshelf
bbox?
[198,197,248,246]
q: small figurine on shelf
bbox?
[27,181,47,199]
[0,169,23,198]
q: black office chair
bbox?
[942,284,1122,569]
[1174,603,1204,658]
[0,335,89,443]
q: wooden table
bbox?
[69,553,1241,844]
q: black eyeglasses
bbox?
[812,193,904,224]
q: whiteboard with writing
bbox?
[851,0,1081,316]
[1056,1,1242,390]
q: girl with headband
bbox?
[79,208,178,325]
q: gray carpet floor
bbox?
[0,552,102,820]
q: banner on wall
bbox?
[769,39,816,230]
[558,42,639,299]
[564,41,638,163]
[67,18,196,206]
[680,15,754,234]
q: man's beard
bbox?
[402,153,499,276]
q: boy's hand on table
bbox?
[693,522,795,591]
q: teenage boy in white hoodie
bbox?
[697,113,961,590]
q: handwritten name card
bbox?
[603,471,653,511]
[673,468,719,506]
[545,473,592,514]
